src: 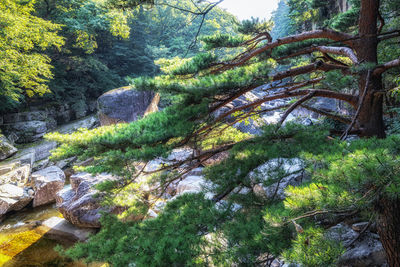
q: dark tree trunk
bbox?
[376,197,400,267]
[356,75,386,138]
[355,0,386,138]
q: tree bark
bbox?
[376,197,400,267]
[354,0,386,138]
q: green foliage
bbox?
[171,53,218,76]
[47,99,209,174]
[283,227,344,267]
[64,193,226,267]
[237,17,273,35]
[43,1,400,265]
[0,0,63,107]
[321,70,357,92]
[201,34,245,50]
[270,0,295,40]
[329,0,360,31]
[1,0,237,113]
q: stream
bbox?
[0,203,104,267]
[0,115,105,267]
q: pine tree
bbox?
[48,0,400,265]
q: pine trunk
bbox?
[356,75,386,138]
[376,198,400,267]
[355,0,385,138]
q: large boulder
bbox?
[31,166,65,207]
[98,86,159,126]
[0,184,33,217]
[56,173,118,228]
[0,134,17,161]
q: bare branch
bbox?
[378,30,400,42]
[373,57,400,76]
[214,29,356,72]
[279,46,358,64]
[211,89,357,126]
[301,104,352,124]
[277,92,316,127]
[273,61,351,81]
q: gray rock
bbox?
[30,141,57,162]
[56,115,98,134]
[248,158,305,200]
[3,111,47,124]
[41,217,96,242]
[55,156,77,169]
[97,86,158,126]
[233,119,264,135]
[326,223,359,247]
[56,110,72,124]
[0,162,20,176]
[56,173,118,228]
[326,223,387,267]
[2,121,47,143]
[0,134,18,161]
[10,149,36,167]
[176,175,206,195]
[312,97,339,113]
[0,184,33,216]
[32,158,50,172]
[0,164,31,186]
[352,222,369,232]
[45,117,58,131]
[31,166,65,207]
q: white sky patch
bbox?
[218,0,280,21]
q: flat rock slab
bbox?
[32,166,65,207]
[40,217,96,242]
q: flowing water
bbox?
[0,204,105,267]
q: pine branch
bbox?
[278,46,358,64]
[273,61,351,81]
[300,104,352,124]
[277,92,316,128]
[373,57,400,75]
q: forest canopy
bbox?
[0,0,237,113]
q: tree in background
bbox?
[270,0,294,40]
[0,0,63,110]
[47,0,400,266]
[0,0,238,115]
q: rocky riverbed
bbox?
[0,116,100,266]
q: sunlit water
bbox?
[0,204,104,267]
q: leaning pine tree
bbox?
[48,0,400,266]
